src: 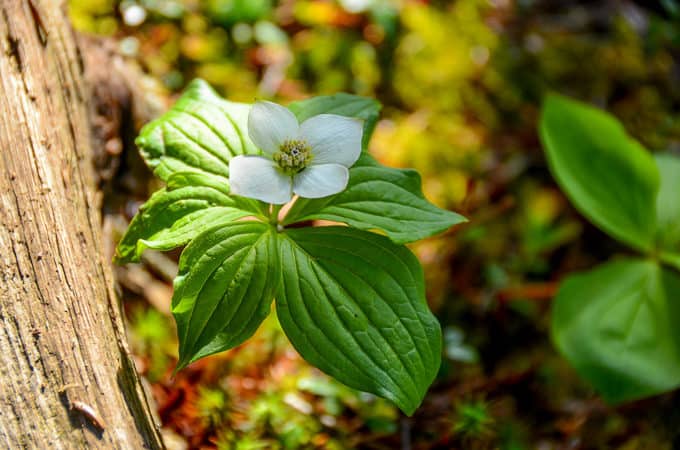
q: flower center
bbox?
[273,139,312,175]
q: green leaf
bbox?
[661,251,680,273]
[116,79,268,262]
[288,93,381,151]
[551,258,680,403]
[539,94,659,252]
[115,171,264,263]
[285,94,463,243]
[655,153,680,253]
[275,227,441,415]
[135,78,259,181]
[173,222,279,369]
[283,154,466,243]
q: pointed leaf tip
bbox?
[275,227,441,414]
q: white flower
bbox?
[228,101,363,204]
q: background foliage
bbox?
[72,0,680,448]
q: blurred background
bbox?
[71,0,680,448]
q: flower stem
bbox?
[269,204,282,225]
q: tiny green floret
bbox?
[273,139,313,175]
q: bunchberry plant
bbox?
[115,79,466,415]
[540,94,680,403]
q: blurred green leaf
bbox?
[453,400,494,438]
[275,227,441,415]
[551,258,680,403]
[655,153,680,255]
[661,0,680,17]
[208,0,272,25]
[197,386,229,426]
[661,251,680,273]
[365,416,398,433]
[540,94,660,252]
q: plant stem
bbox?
[270,204,282,225]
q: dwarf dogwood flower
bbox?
[228,101,363,204]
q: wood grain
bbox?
[0,1,163,447]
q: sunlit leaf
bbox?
[136,78,259,180]
[116,172,263,262]
[116,79,265,261]
[284,154,466,243]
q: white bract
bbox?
[229,101,363,204]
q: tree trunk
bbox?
[0,1,163,448]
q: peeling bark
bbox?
[0,1,163,448]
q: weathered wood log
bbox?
[0,1,163,448]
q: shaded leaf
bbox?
[655,153,680,255]
[551,258,680,403]
[173,222,278,368]
[275,227,441,415]
[540,94,659,252]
